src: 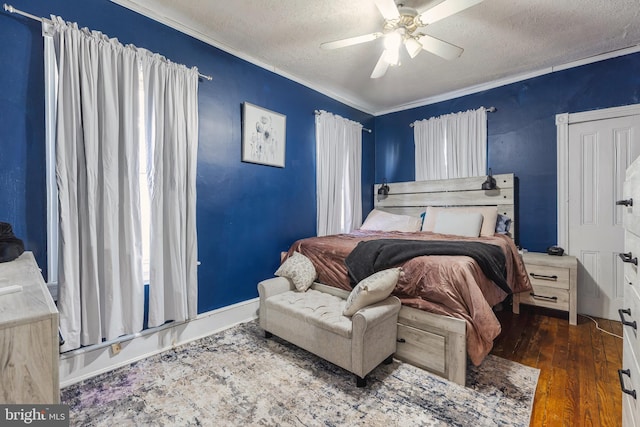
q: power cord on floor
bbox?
[579,314,623,339]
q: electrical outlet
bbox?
[110,342,122,355]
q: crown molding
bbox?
[109,0,377,115]
[374,44,640,116]
[110,1,640,118]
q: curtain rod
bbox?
[3,3,213,81]
[313,110,372,133]
[409,106,497,127]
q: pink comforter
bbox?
[287,230,532,366]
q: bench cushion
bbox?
[265,289,352,338]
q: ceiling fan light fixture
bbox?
[405,37,422,59]
[383,31,402,51]
[320,0,484,79]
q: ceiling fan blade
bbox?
[370,51,390,79]
[418,34,464,60]
[417,0,484,25]
[373,0,400,20]
[321,32,383,50]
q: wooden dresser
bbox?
[621,156,640,426]
[0,252,59,403]
[513,251,578,325]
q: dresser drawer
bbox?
[525,264,570,290]
[624,230,640,290]
[519,285,569,311]
[622,334,640,424]
[623,178,640,237]
[623,394,636,427]
[622,285,640,366]
[624,274,640,313]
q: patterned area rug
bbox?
[62,321,539,426]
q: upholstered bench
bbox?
[258,277,401,387]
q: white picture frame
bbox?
[242,102,286,168]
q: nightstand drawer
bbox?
[396,323,445,374]
[519,285,569,311]
[525,264,570,290]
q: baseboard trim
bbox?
[59,298,259,388]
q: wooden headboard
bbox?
[373,173,517,241]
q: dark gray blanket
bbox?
[344,239,510,294]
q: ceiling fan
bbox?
[321,0,484,78]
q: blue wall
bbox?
[375,53,640,252]
[0,0,374,313]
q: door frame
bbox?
[556,103,640,252]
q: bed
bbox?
[282,173,532,385]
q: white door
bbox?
[568,114,640,320]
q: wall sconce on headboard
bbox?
[481,169,497,190]
[378,179,390,196]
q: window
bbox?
[414,107,488,181]
[137,69,151,283]
[44,37,152,290]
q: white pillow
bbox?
[275,252,317,292]
[342,268,401,316]
[433,212,484,237]
[422,206,498,237]
[360,209,422,232]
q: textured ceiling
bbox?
[113,0,640,115]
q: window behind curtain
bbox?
[315,111,363,236]
[44,37,152,292]
[414,107,487,181]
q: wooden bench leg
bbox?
[356,375,367,387]
[383,355,393,365]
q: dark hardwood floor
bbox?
[491,305,623,427]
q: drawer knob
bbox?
[619,369,637,399]
[530,292,558,302]
[619,252,638,266]
[619,308,638,330]
[616,198,633,207]
[397,338,406,343]
[530,273,558,281]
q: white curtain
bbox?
[47,16,199,350]
[142,53,199,327]
[315,111,363,236]
[48,17,144,352]
[414,107,487,181]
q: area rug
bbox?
[62,321,539,426]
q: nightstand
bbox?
[513,252,577,325]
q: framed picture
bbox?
[242,102,286,168]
